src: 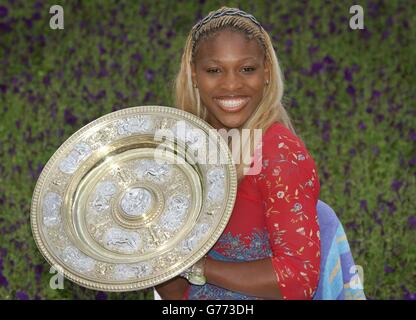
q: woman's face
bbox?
[192,29,270,130]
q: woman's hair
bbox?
[174,6,297,182]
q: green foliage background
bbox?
[0,0,415,299]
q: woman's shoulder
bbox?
[262,122,308,155]
[253,122,320,196]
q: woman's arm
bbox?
[205,256,282,299]
[154,276,189,300]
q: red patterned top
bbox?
[186,122,321,300]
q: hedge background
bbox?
[0,0,415,300]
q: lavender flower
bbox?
[408,216,416,230]
[390,180,403,192]
[384,265,395,274]
[310,62,324,76]
[346,85,356,97]
[64,108,78,126]
[0,274,8,287]
[96,291,108,300]
[145,69,155,82]
[16,291,29,300]
[358,121,367,131]
[344,68,353,82]
[360,200,368,212]
[0,6,8,18]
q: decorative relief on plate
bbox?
[88,126,118,150]
[180,222,211,254]
[116,115,153,135]
[113,262,153,281]
[42,192,62,227]
[103,227,141,254]
[207,167,226,202]
[134,159,171,183]
[91,181,117,213]
[120,187,153,217]
[61,246,96,273]
[58,142,92,174]
[160,195,190,232]
[172,121,207,151]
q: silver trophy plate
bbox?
[30,106,237,291]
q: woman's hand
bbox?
[154,276,189,300]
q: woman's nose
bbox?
[221,71,243,91]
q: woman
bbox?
[155,6,321,300]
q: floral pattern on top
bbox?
[185,122,321,300]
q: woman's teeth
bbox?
[214,98,249,110]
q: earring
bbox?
[193,83,198,88]
[265,80,269,86]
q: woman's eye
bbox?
[242,66,256,73]
[207,68,220,73]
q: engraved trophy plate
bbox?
[30,106,237,291]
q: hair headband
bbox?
[191,8,263,43]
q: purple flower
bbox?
[360,200,368,212]
[0,248,6,258]
[98,44,106,55]
[0,274,8,287]
[349,148,356,156]
[43,74,51,86]
[366,106,373,113]
[372,146,380,156]
[34,264,43,282]
[143,91,155,103]
[95,89,106,100]
[358,121,367,130]
[346,85,356,96]
[64,108,78,126]
[345,221,358,231]
[329,20,336,33]
[404,292,416,300]
[131,53,142,62]
[409,156,416,167]
[95,291,108,300]
[23,18,33,29]
[285,39,293,49]
[98,60,108,78]
[16,291,29,300]
[408,129,416,142]
[145,69,155,82]
[323,55,335,65]
[139,4,148,17]
[374,114,384,124]
[0,6,8,18]
[310,62,324,76]
[32,12,42,20]
[384,265,395,274]
[386,201,396,215]
[408,216,416,230]
[0,83,7,93]
[371,90,381,99]
[360,29,372,41]
[344,68,353,82]
[308,45,319,56]
[390,180,402,192]
[166,29,175,39]
[129,65,138,76]
[0,22,12,33]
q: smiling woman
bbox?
[155,6,322,300]
[191,29,269,130]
